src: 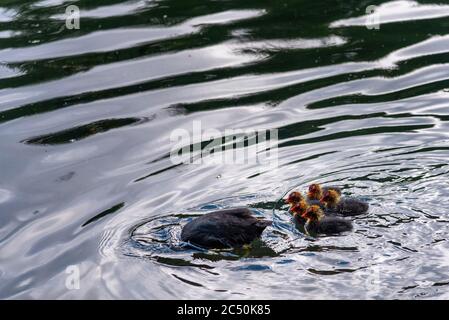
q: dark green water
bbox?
[1,0,449,299]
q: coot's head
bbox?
[302,205,324,222]
[307,184,323,200]
[285,191,304,205]
[320,189,340,207]
[290,200,308,217]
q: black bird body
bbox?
[292,214,306,226]
[327,197,369,216]
[181,208,271,249]
[305,216,353,236]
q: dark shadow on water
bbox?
[82,202,125,228]
[22,117,151,145]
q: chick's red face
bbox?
[302,206,320,220]
[301,208,314,219]
[291,201,307,215]
[286,191,302,204]
[308,184,322,199]
[320,190,334,202]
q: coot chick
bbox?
[285,191,322,215]
[307,183,342,201]
[285,191,304,207]
[290,200,309,225]
[320,190,369,216]
[286,190,330,212]
[302,205,353,236]
[181,208,272,249]
[285,192,309,226]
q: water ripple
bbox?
[1,0,449,299]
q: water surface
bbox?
[1,0,449,299]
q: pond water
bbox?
[1,0,449,299]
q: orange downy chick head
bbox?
[290,200,308,217]
[285,191,304,205]
[320,189,340,206]
[301,205,324,221]
[307,184,323,200]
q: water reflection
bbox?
[1,0,449,299]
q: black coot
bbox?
[181,208,272,249]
